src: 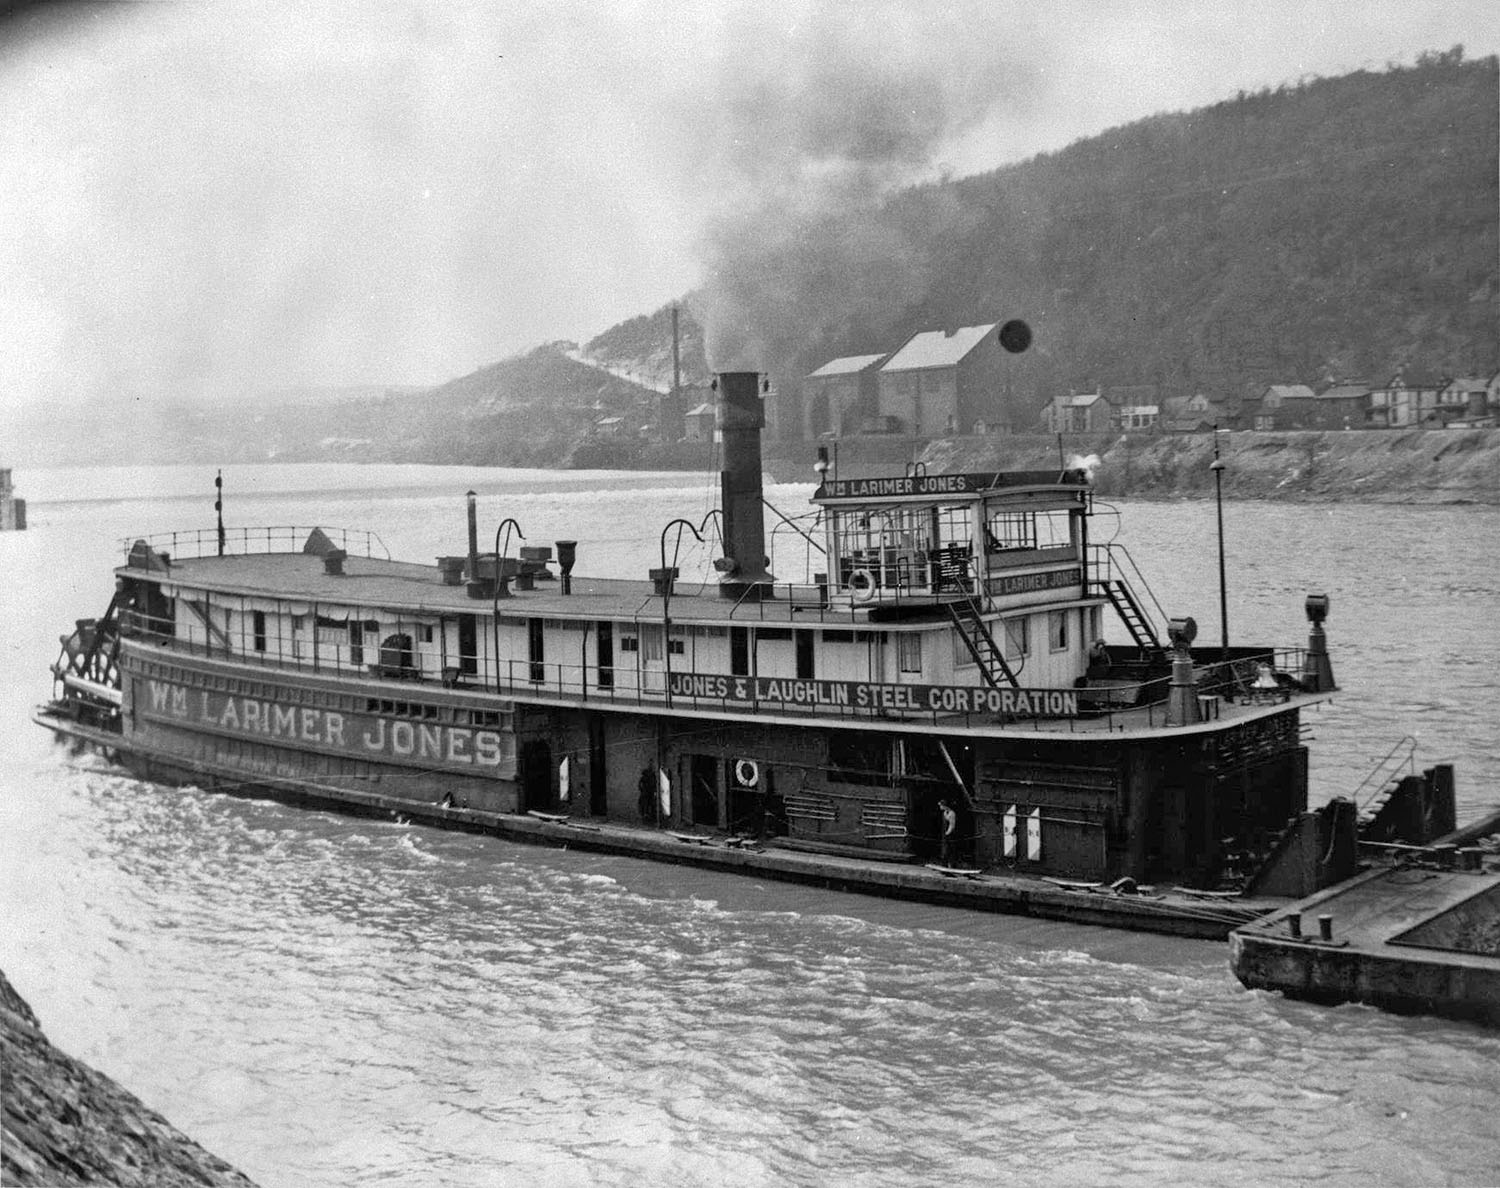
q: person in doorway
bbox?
[938,799,957,866]
[637,767,656,823]
[1087,637,1110,676]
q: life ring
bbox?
[848,569,877,603]
[734,758,760,788]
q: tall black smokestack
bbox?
[717,371,773,600]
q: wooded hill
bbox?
[702,49,1497,428]
[16,52,1493,470]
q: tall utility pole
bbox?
[1211,428,1228,660]
[671,304,681,396]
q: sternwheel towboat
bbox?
[37,372,1383,938]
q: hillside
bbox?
[10,53,1493,474]
[696,50,1497,426]
[913,427,1500,504]
[7,345,664,468]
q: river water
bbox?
[2,464,1497,1187]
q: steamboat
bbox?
[37,371,1438,941]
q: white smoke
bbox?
[1067,453,1103,482]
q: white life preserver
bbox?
[848,569,877,603]
[734,758,760,788]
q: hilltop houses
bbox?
[1041,392,1112,433]
[876,323,1014,436]
[800,327,1497,440]
[0,468,25,531]
[801,322,1030,438]
[804,353,886,438]
[1161,392,1232,433]
[1443,375,1500,428]
[1041,388,1225,434]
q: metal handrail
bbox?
[1350,736,1419,809]
[1088,542,1168,631]
[115,605,1317,735]
[119,526,391,562]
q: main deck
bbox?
[116,546,1326,737]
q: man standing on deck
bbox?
[939,799,957,866]
[637,767,656,823]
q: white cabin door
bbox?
[640,624,666,693]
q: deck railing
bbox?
[119,526,391,563]
[115,605,1313,733]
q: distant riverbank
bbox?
[748,428,1499,503]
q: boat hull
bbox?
[32,698,1273,941]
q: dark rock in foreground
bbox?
[1,969,257,1187]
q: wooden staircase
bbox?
[944,600,1020,690]
[1101,578,1162,655]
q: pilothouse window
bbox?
[986,509,1072,553]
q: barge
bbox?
[37,371,1364,938]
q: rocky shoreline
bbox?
[1,969,256,1187]
[755,427,1500,504]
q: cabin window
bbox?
[597,621,614,689]
[1004,617,1030,659]
[252,610,267,653]
[796,630,815,679]
[528,618,545,682]
[1049,610,1070,653]
[641,626,662,663]
[458,614,478,675]
[730,627,750,676]
[417,624,434,644]
[1089,605,1103,643]
[897,632,922,674]
[620,636,639,652]
[986,509,1072,553]
[349,619,380,667]
[952,628,976,668]
[380,633,415,674]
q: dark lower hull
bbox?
[33,702,1273,939]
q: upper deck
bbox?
[112,518,1328,740]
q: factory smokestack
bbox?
[716,371,773,600]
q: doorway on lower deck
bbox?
[727,758,761,836]
[588,714,607,815]
[903,736,974,865]
[689,753,720,830]
[520,739,553,812]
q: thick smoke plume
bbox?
[688,5,1042,389]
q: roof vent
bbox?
[323,549,347,576]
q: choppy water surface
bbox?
[3,464,1498,1187]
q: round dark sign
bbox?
[998,319,1032,354]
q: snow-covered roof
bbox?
[1053,392,1105,408]
[1317,383,1370,400]
[808,353,887,379]
[881,325,996,372]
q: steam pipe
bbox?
[491,518,525,694]
[466,491,479,580]
[659,514,714,708]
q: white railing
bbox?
[120,526,390,562]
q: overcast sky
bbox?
[2,0,1496,411]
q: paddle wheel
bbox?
[49,592,124,731]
